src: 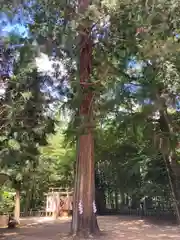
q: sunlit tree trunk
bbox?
[71,0,99,237]
[120,191,125,206]
[14,189,20,224]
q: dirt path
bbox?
[1,216,180,240]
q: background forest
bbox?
[1,0,180,229]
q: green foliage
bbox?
[0,36,56,214]
[2,0,180,213]
[94,117,170,199]
[0,186,15,214]
[40,125,75,188]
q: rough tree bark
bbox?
[71,0,100,237]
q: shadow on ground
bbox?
[1,216,180,240]
[0,219,70,240]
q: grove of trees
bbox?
[1,0,180,238]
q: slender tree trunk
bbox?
[71,0,99,237]
[158,108,180,224]
[120,191,125,206]
[14,189,20,224]
[162,153,180,224]
[24,189,31,216]
[115,190,118,211]
[154,89,180,223]
[107,189,111,208]
[169,155,180,205]
[110,192,114,209]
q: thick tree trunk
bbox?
[71,0,99,236]
[14,189,20,224]
[71,132,99,237]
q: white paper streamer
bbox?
[78,200,83,215]
[93,201,97,213]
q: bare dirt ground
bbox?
[1,216,180,240]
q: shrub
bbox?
[0,187,15,215]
